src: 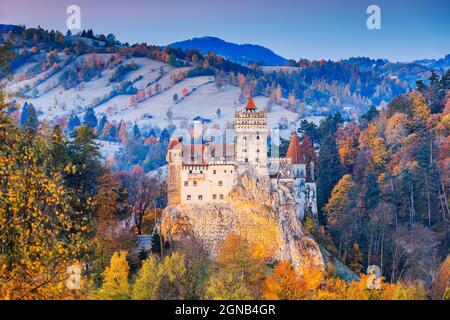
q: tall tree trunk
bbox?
[425,170,431,226]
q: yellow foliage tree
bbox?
[216,233,266,293]
[325,174,355,226]
[99,251,130,299]
[432,255,450,300]
[205,271,253,300]
[0,67,87,298]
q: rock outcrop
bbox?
[162,168,324,273]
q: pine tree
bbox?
[133,123,141,141]
[317,134,343,223]
[68,114,81,132]
[66,126,103,215]
[97,115,108,135]
[20,102,38,130]
[83,107,97,129]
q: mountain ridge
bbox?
[169,36,288,66]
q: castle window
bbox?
[218,181,223,186]
[245,158,248,163]
[224,170,227,173]
[198,195,203,200]
[193,181,197,187]
[213,194,217,200]
[257,135,260,140]
[184,181,188,187]
[189,170,192,174]
[187,195,191,200]
[213,170,216,174]
[219,194,224,200]
[257,149,260,153]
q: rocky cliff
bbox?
[162,168,325,273]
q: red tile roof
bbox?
[286,132,303,164]
[167,137,182,150]
[245,97,257,111]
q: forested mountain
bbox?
[310,73,449,287]
[170,36,288,66]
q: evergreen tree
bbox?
[133,123,141,140]
[68,114,81,132]
[19,102,29,125]
[108,124,118,142]
[66,126,103,217]
[97,115,108,135]
[317,134,343,224]
[20,102,38,130]
[83,107,97,129]
[49,125,69,172]
[160,128,170,143]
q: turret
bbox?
[234,98,268,174]
[167,136,182,206]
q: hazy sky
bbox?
[1,0,449,61]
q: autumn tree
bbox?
[263,260,307,300]
[211,233,267,298]
[132,255,161,300]
[0,98,87,299]
[131,252,187,300]
[431,256,450,300]
[205,272,253,300]
[98,251,130,299]
[119,170,159,235]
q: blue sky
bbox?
[0,0,449,61]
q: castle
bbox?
[167,98,317,220]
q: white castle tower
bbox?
[234,98,268,175]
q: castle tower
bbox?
[286,132,306,179]
[166,137,183,206]
[286,132,303,164]
[234,98,268,175]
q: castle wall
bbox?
[180,163,235,204]
[167,163,181,206]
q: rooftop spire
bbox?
[167,136,181,150]
[286,132,302,164]
[245,97,257,111]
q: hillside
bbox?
[3,51,301,137]
[170,36,287,66]
[1,25,448,167]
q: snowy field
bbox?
[5,54,320,140]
